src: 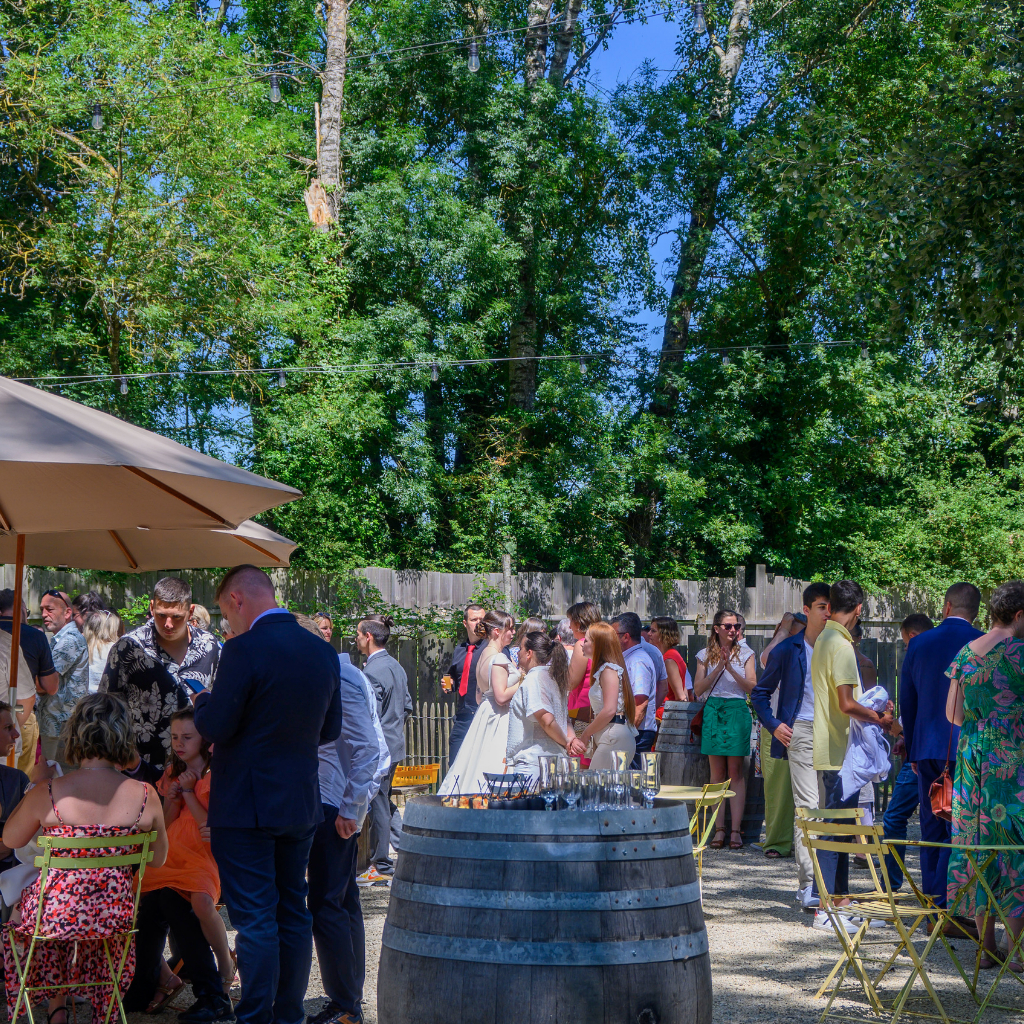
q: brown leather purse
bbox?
[929,677,960,822]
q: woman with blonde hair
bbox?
[694,608,756,850]
[439,611,521,794]
[83,610,122,693]
[575,622,636,769]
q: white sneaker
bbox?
[813,909,861,935]
[799,887,819,910]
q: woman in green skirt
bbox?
[694,609,757,849]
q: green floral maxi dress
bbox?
[947,638,1024,917]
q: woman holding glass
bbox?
[694,609,756,850]
[946,580,1024,969]
[575,622,636,769]
[507,632,586,781]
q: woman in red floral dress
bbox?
[3,694,168,1024]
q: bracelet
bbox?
[181,789,195,794]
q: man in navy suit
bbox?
[195,566,342,1024]
[900,582,982,912]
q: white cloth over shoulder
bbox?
[439,653,521,795]
[840,685,891,801]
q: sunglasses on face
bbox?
[720,623,741,632]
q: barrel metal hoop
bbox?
[382,923,709,966]
[397,832,694,861]
[390,879,702,911]
[403,800,690,837]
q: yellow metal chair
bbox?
[796,808,951,1023]
[689,779,732,880]
[8,830,158,1024]
[391,763,441,805]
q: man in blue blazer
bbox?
[900,582,982,910]
[751,582,832,908]
[195,566,342,1024]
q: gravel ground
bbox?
[123,822,1024,1024]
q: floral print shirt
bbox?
[99,622,219,770]
[39,623,89,740]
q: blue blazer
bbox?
[750,632,809,761]
[900,616,982,763]
[195,611,342,830]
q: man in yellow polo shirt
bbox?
[810,580,893,933]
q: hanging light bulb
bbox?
[431,363,439,383]
[119,376,128,395]
[579,355,586,374]
[468,40,480,73]
[722,353,730,366]
[277,369,286,386]
[692,3,707,35]
[861,344,869,360]
[91,103,103,130]
[269,73,282,103]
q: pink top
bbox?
[568,657,593,712]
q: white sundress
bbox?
[439,653,522,795]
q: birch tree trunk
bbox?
[306,0,349,228]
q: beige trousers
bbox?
[589,723,636,770]
[788,719,824,890]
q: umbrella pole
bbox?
[8,535,24,768]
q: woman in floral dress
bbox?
[947,580,1024,969]
[3,694,168,1024]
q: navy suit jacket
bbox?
[751,632,810,761]
[194,611,342,830]
[900,616,982,763]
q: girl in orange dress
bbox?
[142,708,235,1007]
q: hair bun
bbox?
[473,620,488,638]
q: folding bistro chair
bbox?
[796,808,951,1024]
[391,763,441,806]
[689,779,732,881]
[7,830,158,1024]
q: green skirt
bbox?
[700,696,753,757]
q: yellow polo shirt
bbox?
[811,620,862,771]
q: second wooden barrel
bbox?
[378,797,711,1024]
[657,701,710,787]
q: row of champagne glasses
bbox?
[536,752,660,809]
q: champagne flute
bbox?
[538,755,559,811]
[611,769,626,808]
[641,751,660,808]
[565,770,582,811]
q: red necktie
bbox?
[459,643,477,697]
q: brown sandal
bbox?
[709,828,726,849]
[145,975,184,1014]
[729,830,744,850]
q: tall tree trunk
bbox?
[306,0,348,227]
[657,0,751,403]
[548,0,584,85]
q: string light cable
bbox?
[10,339,880,390]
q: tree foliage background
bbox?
[2,0,1023,595]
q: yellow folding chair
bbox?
[796,808,951,1023]
[689,779,732,880]
[8,830,158,1024]
[391,763,441,805]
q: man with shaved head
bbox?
[193,565,342,1024]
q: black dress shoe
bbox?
[177,996,236,1023]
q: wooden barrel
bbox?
[378,797,712,1024]
[656,701,710,787]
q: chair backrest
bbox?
[393,763,440,788]
[795,812,891,904]
[691,778,732,845]
[31,831,158,939]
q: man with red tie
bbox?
[445,604,486,764]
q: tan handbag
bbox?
[929,678,960,822]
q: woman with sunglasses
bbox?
[693,609,757,850]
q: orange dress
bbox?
[141,770,219,901]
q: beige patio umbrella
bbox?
[0,519,297,571]
[0,375,302,716]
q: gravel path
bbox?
[124,828,1024,1024]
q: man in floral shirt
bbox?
[39,589,90,769]
[100,576,220,770]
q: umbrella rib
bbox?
[0,500,11,532]
[123,467,231,527]
[108,531,139,570]
[235,535,284,564]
